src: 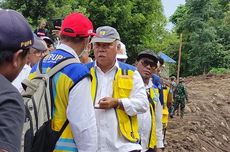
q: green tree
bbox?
[170,0,230,76]
[1,0,175,64]
[85,0,169,63]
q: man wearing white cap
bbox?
[116,41,128,62]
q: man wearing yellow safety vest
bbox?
[153,58,173,147]
[29,13,97,151]
[136,50,164,152]
[162,83,173,146]
[87,26,149,152]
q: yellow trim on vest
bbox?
[162,87,170,124]
[90,68,97,103]
[90,68,140,143]
[28,72,36,80]
[148,88,157,148]
[52,73,74,139]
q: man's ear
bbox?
[117,43,121,49]
[12,49,23,68]
[133,60,138,66]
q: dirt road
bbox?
[165,74,230,152]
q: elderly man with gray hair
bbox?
[116,41,128,62]
[87,26,149,152]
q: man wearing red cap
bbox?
[29,12,97,152]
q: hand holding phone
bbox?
[53,19,62,30]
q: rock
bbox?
[214,139,222,146]
[190,121,200,126]
[190,106,197,113]
[189,134,199,142]
[184,106,191,113]
[186,136,192,142]
[196,106,201,111]
[222,135,228,141]
[216,101,223,106]
[201,147,208,151]
[220,122,226,127]
[200,125,206,129]
[204,131,213,137]
[171,139,178,143]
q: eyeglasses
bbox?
[29,50,46,57]
[141,60,157,70]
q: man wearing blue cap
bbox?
[0,9,34,152]
[12,34,47,93]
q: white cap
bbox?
[116,42,128,59]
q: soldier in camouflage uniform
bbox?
[171,78,188,118]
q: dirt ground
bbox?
[165,74,230,152]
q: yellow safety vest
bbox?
[29,50,91,152]
[90,67,140,143]
[148,88,157,148]
[162,86,170,125]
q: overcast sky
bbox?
[162,0,186,30]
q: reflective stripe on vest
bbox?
[54,138,78,151]
[30,50,90,152]
[90,67,140,143]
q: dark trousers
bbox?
[146,148,156,152]
[129,150,141,152]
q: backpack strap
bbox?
[59,119,69,135]
[46,58,79,77]
[36,57,79,77]
[35,57,79,120]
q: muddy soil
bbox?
[165,74,230,152]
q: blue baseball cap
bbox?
[0,9,34,51]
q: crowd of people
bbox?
[0,9,188,152]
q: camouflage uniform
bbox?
[172,81,188,118]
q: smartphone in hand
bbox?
[53,19,62,30]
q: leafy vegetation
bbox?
[209,68,230,75]
[1,0,230,76]
[170,0,230,76]
[0,0,177,64]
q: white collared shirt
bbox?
[94,61,148,152]
[58,43,97,152]
[56,43,81,62]
[12,64,31,93]
[138,80,164,151]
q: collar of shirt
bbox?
[146,79,153,89]
[56,43,81,62]
[94,60,119,74]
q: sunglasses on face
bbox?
[141,60,157,70]
[117,59,127,62]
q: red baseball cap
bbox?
[61,12,95,37]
